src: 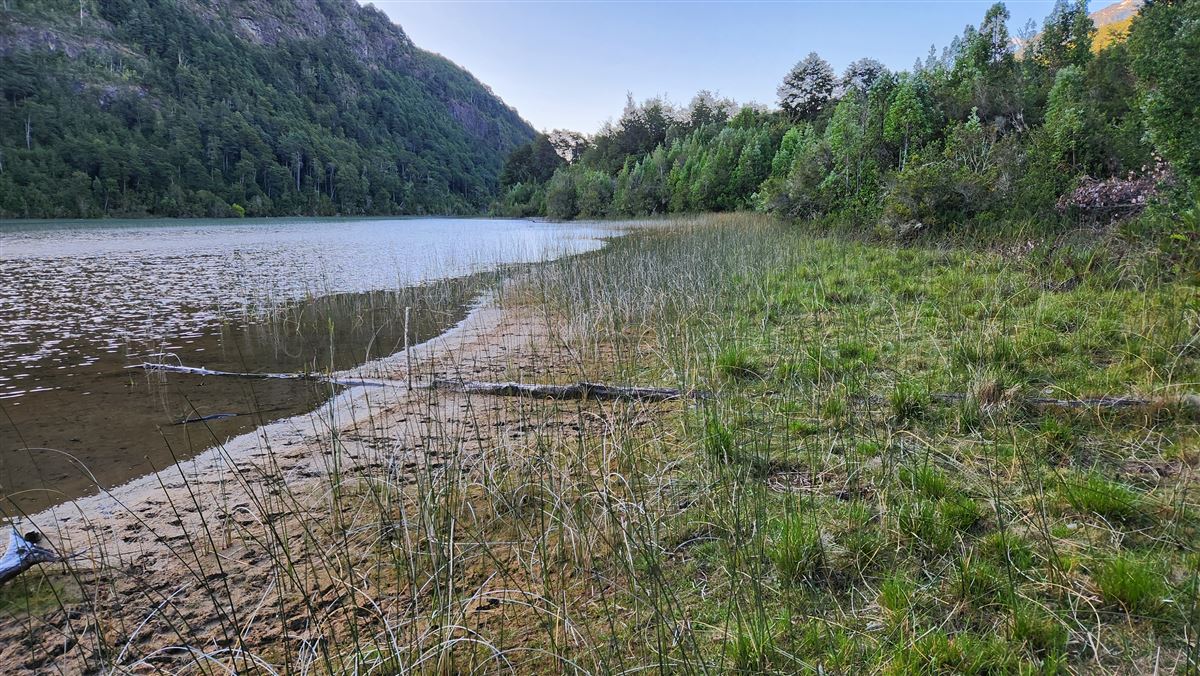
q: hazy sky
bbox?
[362,1,1086,134]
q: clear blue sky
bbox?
[361,1,1090,134]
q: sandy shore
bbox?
[0,296,594,672]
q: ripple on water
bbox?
[0,216,616,512]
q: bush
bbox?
[575,169,614,219]
[544,169,578,220]
[493,182,545,217]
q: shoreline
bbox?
[23,295,518,559]
[0,289,584,670]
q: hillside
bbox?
[0,0,535,218]
[1091,0,1143,51]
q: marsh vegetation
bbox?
[3,213,1197,672]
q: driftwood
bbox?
[133,362,696,403]
[430,379,700,402]
[136,362,1194,411]
[134,363,388,388]
[0,528,71,587]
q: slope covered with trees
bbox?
[496,0,1196,246]
[0,0,534,218]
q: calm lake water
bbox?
[0,217,612,514]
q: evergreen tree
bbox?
[778,53,835,121]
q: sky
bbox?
[361,1,1093,134]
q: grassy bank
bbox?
[2,213,1198,673]
[522,212,1199,672]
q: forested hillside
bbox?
[496,0,1197,244]
[0,0,534,218]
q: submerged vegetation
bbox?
[496,0,1198,240]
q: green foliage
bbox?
[500,133,565,189]
[883,79,930,169]
[1009,602,1069,658]
[715,345,762,379]
[889,380,930,424]
[574,169,614,218]
[544,168,578,220]
[1129,0,1200,185]
[0,0,533,218]
[1029,0,1095,73]
[493,0,1196,242]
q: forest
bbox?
[0,0,534,218]
[495,0,1197,247]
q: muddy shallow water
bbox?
[0,217,610,514]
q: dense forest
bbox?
[495,0,1197,244]
[0,0,534,218]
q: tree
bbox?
[840,58,889,96]
[1031,0,1094,73]
[547,129,590,163]
[778,52,835,120]
[966,3,1015,71]
[500,133,564,188]
[1042,66,1087,172]
[544,168,578,220]
[884,80,930,169]
[685,90,736,130]
[1129,0,1200,184]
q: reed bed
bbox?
[1,213,1197,673]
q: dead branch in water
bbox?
[133,363,388,388]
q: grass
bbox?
[3,212,1199,672]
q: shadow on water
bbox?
[0,275,485,515]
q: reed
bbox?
[1,212,1197,673]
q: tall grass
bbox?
[2,212,1197,673]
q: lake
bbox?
[0,217,612,514]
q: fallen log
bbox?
[133,363,388,388]
[0,528,72,587]
[430,379,701,402]
[137,361,1193,411]
[133,362,698,402]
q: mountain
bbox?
[1014,0,1144,56]
[1091,0,1143,26]
[1091,0,1144,51]
[0,0,535,218]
